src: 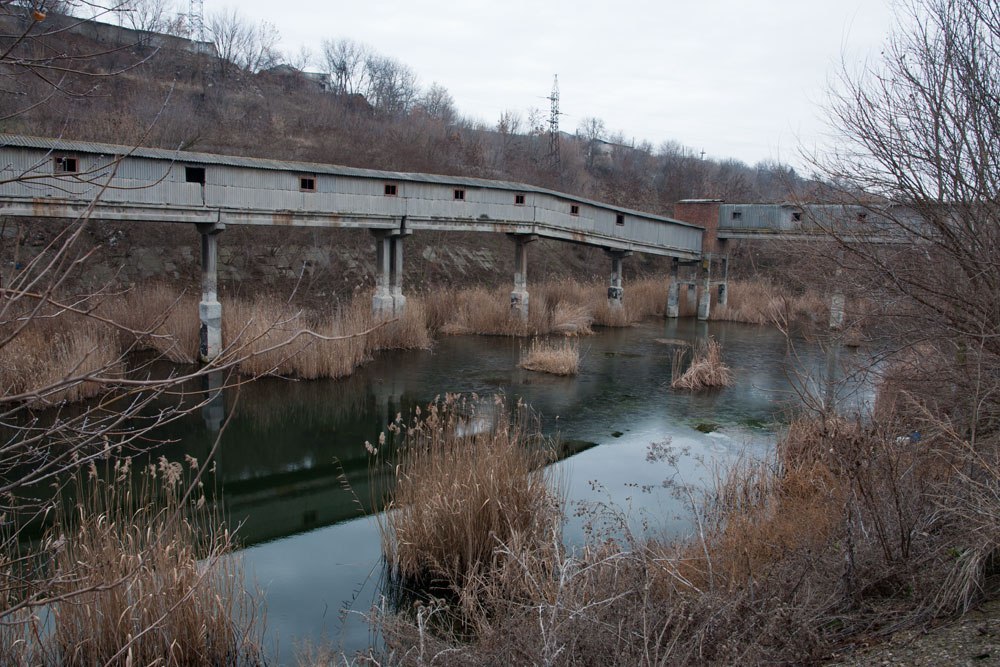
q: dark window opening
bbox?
[731,210,742,220]
[54,156,78,173]
[616,213,625,226]
[792,211,802,222]
[570,204,580,216]
[185,167,206,184]
[515,194,526,205]
[300,176,316,192]
[454,189,465,200]
[384,183,397,196]
[857,212,868,222]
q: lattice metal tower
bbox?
[547,74,561,174]
[188,0,205,42]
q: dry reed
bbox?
[99,283,201,363]
[375,404,999,666]
[224,291,430,379]
[0,311,121,404]
[711,279,828,329]
[671,337,734,391]
[375,394,560,593]
[1,458,264,666]
[519,338,580,376]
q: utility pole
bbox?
[547,75,561,177]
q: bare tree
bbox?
[117,0,176,34]
[818,0,1000,439]
[206,7,280,78]
[321,37,369,95]
[364,52,418,116]
[417,81,455,123]
[0,5,310,660]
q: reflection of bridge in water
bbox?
[171,359,601,547]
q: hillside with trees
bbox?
[1,1,815,216]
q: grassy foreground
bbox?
[368,376,999,665]
[0,458,264,666]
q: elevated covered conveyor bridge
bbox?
[0,135,705,360]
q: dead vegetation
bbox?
[374,395,560,594]
[372,388,1000,666]
[0,458,264,666]
[710,278,829,331]
[519,338,580,376]
[671,337,734,391]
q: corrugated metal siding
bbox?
[719,204,794,230]
[0,140,704,256]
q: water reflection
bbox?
[41,320,875,660]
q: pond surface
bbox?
[146,319,872,663]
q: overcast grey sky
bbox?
[225,0,895,168]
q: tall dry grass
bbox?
[519,338,580,376]
[0,458,264,666]
[100,283,201,364]
[223,291,430,379]
[711,279,828,330]
[375,401,999,666]
[375,394,560,593]
[429,276,668,337]
[0,310,121,404]
[671,337,734,391]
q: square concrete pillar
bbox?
[509,234,537,321]
[196,222,225,363]
[667,258,680,318]
[697,256,712,320]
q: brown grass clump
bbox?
[519,338,580,376]
[711,279,829,331]
[375,394,560,593]
[223,296,370,379]
[437,287,525,336]
[375,404,1000,666]
[1,458,263,666]
[0,312,120,404]
[549,301,593,335]
[224,291,430,379]
[671,337,734,391]
[100,283,201,363]
[367,298,433,351]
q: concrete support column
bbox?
[717,255,729,307]
[697,255,712,321]
[509,234,537,321]
[196,222,225,363]
[829,293,846,330]
[390,234,406,315]
[666,258,680,318]
[687,281,697,315]
[372,231,394,317]
[828,259,846,330]
[606,250,629,309]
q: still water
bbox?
[148,319,871,661]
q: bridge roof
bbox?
[0,134,702,231]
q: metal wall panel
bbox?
[0,139,704,258]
